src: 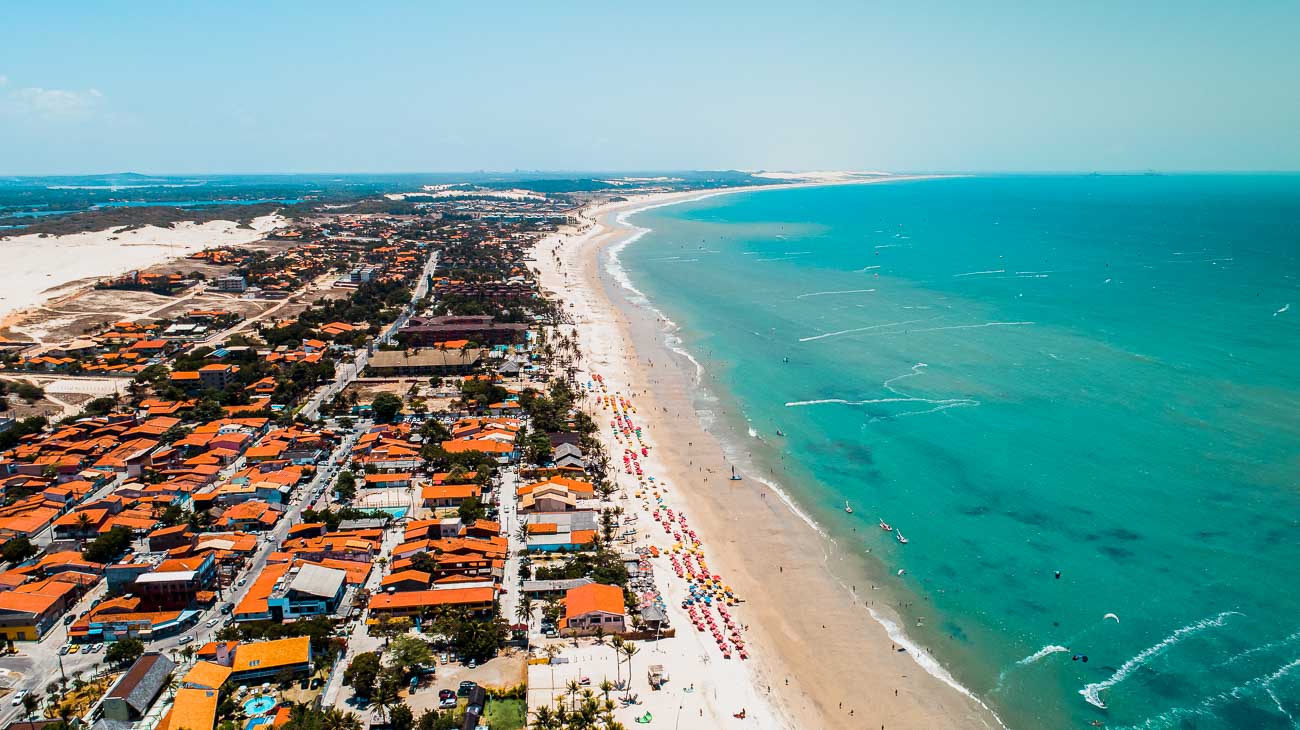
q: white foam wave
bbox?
[1116,657,1300,730]
[1079,611,1241,709]
[865,606,1009,728]
[1018,644,1070,666]
[874,243,908,249]
[1217,628,1300,668]
[877,321,1034,336]
[794,288,876,299]
[1275,303,1291,317]
[798,317,938,342]
[953,269,1006,277]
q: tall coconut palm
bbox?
[619,644,640,697]
[530,705,557,729]
[564,679,582,711]
[597,679,613,704]
[322,708,363,730]
[609,636,626,685]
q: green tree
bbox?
[456,495,486,524]
[343,651,381,699]
[388,704,413,730]
[192,398,224,422]
[371,393,403,423]
[82,526,134,563]
[387,635,433,675]
[335,471,357,502]
[2,536,37,564]
[105,638,145,666]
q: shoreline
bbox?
[534,178,1005,729]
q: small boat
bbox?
[896,531,908,544]
[879,519,892,532]
[844,501,853,514]
[775,429,785,437]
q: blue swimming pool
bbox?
[377,507,407,518]
[243,696,276,716]
[245,716,275,730]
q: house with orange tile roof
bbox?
[229,636,312,682]
[367,586,496,618]
[380,570,431,592]
[158,687,219,730]
[364,473,414,489]
[440,438,515,461]
[421,483,481,509]
[69,595,193,643]
[215,500,283,532]
[561,583,626,635]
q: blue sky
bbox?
[2,1,1298,174]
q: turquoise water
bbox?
[619,176,1300,730]
[378,507,408,518]
[243,696,277,715]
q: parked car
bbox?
[68,645,80,654]
[58,645,69,656]
[63,615,75,625]
[178,635,194,645]
[457,681,477,697]
[467,658,477,669]
[439,696,457,709]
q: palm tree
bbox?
[530,705,557,730]
[515,594,534,627]
[619,644,640,697]
[609,636,625,685]
[564,679,581,711]
[75,512,93,538]
[597,679,613,704]
[322,708,363,730]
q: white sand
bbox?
[528,179,1004,730]
[0,214,284,324]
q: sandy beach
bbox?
[532,180,1004,729]
[0,214,284,327]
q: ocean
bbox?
[615,176,1300,729]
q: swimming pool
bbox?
[243,696,276,716]
[377,507,407,518]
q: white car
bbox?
[10,689,26,706]
[206,618,220,628]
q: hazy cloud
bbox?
[2,84,104,121]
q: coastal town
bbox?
[0,179,828,730]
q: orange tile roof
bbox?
[441,439,513,454]
[182,661,233,690]
[231,636,311,673]
[161,687,219,730]
[564,583,625,622]
[368,586,495,610]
